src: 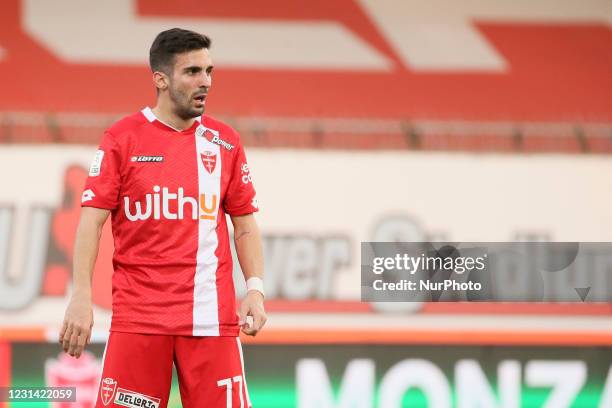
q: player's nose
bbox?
[199,72,212,88]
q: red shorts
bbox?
[94,332,251,408]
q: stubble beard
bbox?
[169,84,204,120]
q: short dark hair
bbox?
[149,28,211,74]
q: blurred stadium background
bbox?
[1,0,612,407]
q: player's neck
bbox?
[151,103,196,132]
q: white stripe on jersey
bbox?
[193,127,222,336]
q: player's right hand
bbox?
[239,290,267,336]
[59,293,93,358]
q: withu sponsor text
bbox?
[124,186,217,221]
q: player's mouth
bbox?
[193,94,207,106]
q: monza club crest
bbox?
[200,151,217,174]
[100,377,117,406]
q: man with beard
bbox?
[60,28,266,408]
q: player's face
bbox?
[168,48,213,119]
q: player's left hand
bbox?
[239,290,267,336]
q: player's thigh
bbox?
[95,331,174,408]
[175,336,251,408]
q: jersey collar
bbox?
[141,107,202,133]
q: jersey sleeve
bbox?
[223,142,259,216]
[81,131,122,210]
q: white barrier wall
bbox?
[0,146,610,327]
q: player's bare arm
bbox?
[232,213,267,336]
[59,206,109,358]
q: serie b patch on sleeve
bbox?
[89,150,104,177]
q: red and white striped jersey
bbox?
[81,107,258,336]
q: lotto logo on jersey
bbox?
[123,186,218,221]
[81,189,95,203]
[131,155,164,162]
[114,387,160,408]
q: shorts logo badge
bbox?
[114,387,160,408]
[100,377,117,406]
[201,151,217,174]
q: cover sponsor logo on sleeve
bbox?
[81,189,95,203]
[89,150,104,176]
[114,387,160,408]
[100,377,117,406]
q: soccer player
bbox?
[59,28,266,408]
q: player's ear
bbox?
[153,71,169,91]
